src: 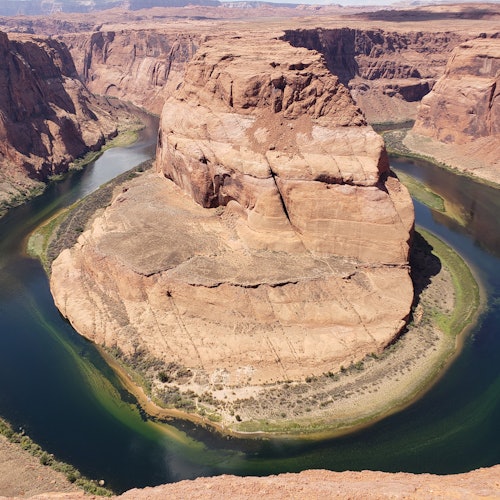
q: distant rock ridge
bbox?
[0,31,130,215]
[283,28,467,123]
[407,35,500,184]
[51,33,414,424]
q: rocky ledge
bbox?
[50,33,414,429]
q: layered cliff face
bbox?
[407,36,500,183]
[59,26,466,123]
[51,33,414,423]
[0,31,127,215]
[283,28,465,123]
[62,30,200,114]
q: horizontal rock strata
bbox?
[0,31,129,215]
[51,34,414,422]
[61,29,200,114]
[407,36,500,184]
[283,28,466,123]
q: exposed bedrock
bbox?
[61,29,200,114]
[406,36,500,183]
[61,26,466,122]
[283,28,466,123]
[0,31,126,215]
[51,34,414,392]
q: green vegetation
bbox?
[395,170,445,212]
[418,228,480,336]
[28,159,153,273]
[0,417,113,496]
[0,183,45,219]
[70,129,141,172]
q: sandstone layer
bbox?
[0,31,132,216]
[406,36,500,184]
[50,33,414,427]
[283,28,466,124]
[62,29,200,114]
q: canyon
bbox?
[0,30,137,216]
[407,35,500,184]
[1,5,498,214]
[0,3,499,499]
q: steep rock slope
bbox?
[0,31,127,215]
[60,26,466,122]
[407,36,500,183]
[51,34,414,427]
[62,29,200,114]
[283,28,466,123]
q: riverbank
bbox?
[25,122,481,438]
[383,127,500,189]
[0,418,111,497]
[31,162,481,438]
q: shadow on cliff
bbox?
[409,231,442,311]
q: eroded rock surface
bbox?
[0,31,130,216]
[62,29,200,114]
[407,36,500,183]
[284,28,466,123]
[51,34,414,425]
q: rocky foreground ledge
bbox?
[2,466,500,499]
[50,32,414,431]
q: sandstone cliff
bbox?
[283,28,466,124]
[61,29,200,114]
[0,31,128,216]
[50,33,414,428]
[60,25,468,123]
[407,36,500,184]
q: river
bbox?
[0,120,499,493]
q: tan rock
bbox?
[51,33,414,425]
[156,35,413,263]
[408,37,500,184]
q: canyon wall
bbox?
[61,29,200,114]
[407,36,500,183]
[50,33,414,427]
[283,28,465,123]
[0,31,130,216]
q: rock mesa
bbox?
[51,34,414,420]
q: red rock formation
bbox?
[157,34,413,263]
[50,33,414,428]
[283,28,466,123]
[0,31,126,214]
[407,36,500,183]
[58,25,466,123]
[61,29,200,114]
[413,37,499,143]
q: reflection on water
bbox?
[392,155,500,258]
[0,129,499,492]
